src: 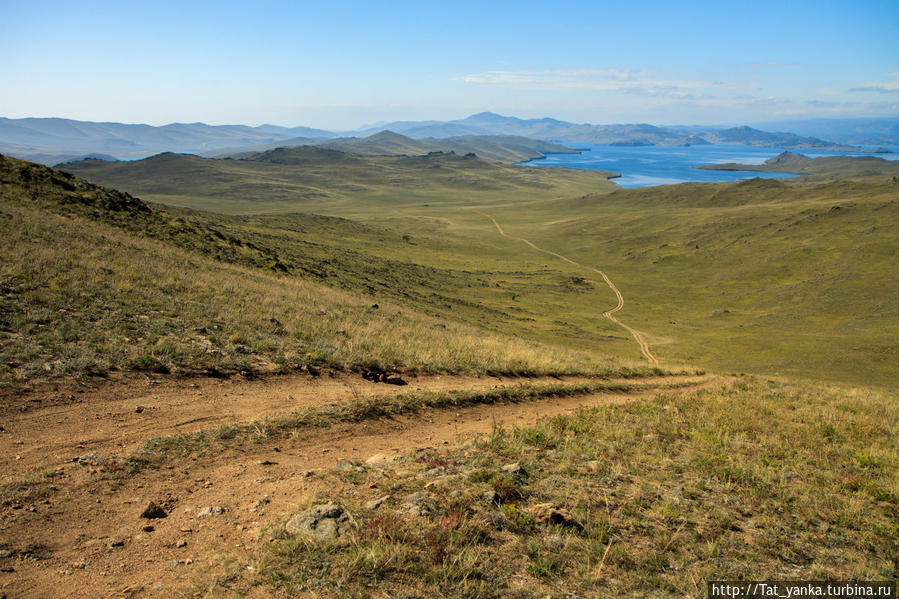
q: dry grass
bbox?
[248,378,897,598]
[0,200,647,388]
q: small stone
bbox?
[502,462,529,481]
[135,406,144,414]
[285,502,353,541]
[109,540,125,548]
[336,460,359,469]
[424,466,445,477]
[198,506,226,517]
[253,496,271,509]
[0,549,14,558]
[258,460,277,466]
[140,501,167,519]
[385,376,407,386]
[365,496,390,510]
[142,525,155,533]
[175,540,187,548]
[485,491,502,507]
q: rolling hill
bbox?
[57,147,618,215]
[697,150,899,178]
[213,130,580,163]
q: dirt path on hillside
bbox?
[0,373,718,598]
[474,211,658,364]
[0,372,610,478]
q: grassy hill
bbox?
[0,153,649,389]
[52,148,899,386]
[698,151,899,178]
[214,131,580,164]
[57,148,618,215]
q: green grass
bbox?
[0,154,642,388]
[246,378,897,598]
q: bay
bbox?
[521,143,899,188]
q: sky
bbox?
[1,0,897,129]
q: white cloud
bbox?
[849,71,899,94]
[457,68,735,98]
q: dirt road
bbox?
[475,211,658,364]
[0,371,712,597]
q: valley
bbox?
[0,145,896,598]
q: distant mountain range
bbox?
[1,113,895,165]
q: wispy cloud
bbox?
[457,68,734,98]
[849,71,899,94]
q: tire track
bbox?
[475,210,658,364]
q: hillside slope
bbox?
[58,147,617,215]
[0,154,649,389]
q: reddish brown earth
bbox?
[0,371,717,598]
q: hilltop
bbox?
[214,130,580,163]
[57,147,618,215]
[698,151,899,178]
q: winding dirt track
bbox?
[475,211,659,364]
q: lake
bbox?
[521,143,899,188]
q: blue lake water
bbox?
[521,144,899,188]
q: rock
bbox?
[306,365,321,377]
[109,540,125,548]
[364,453,398,466]
[233,344,251,354]
[526,503,582,529]
[140,501,168,519]
[258,459,278,466]
[400,492,434,516]
[134,406,144,414]
[502,462,529,481]
[176,540,187,548]
[0,549,13,559]
[485,490,502,506]
[198,506,227,517]
[365,495,390,510]
[253,496,271,509]
[385,376,407,386]
[336,460,360,469]
[285,503,353,541]
[142,525,155,533]
[424,466,445,477]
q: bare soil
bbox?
[0,371,715,598]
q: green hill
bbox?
[57,147,618,215]
[0,153,644,389]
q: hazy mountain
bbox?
[0,117,335,165]
[697,150,899,177]
[356,112,876,150]
[750,117,899,146]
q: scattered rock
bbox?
[371,304,379,309]
[175,540,187,548]
[337,460,361,469]
[385,376,407,386]
[0,549,14,559]
[253,496,271,509]
[285,503,353,541]
[258,459,278,466]
[142,525,155,533]
[233,344,251,354]
[424,466,445,477]
[140,501,168,519]
[526,503,582,529]
[365,496,390,510]
[109,540,125,548]
[198,506,227,517]
[134,406,144,414]
[302,469,318,477]
[306,365,321,377]
[485,490,503,507]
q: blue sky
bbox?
[1,0,897,129]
